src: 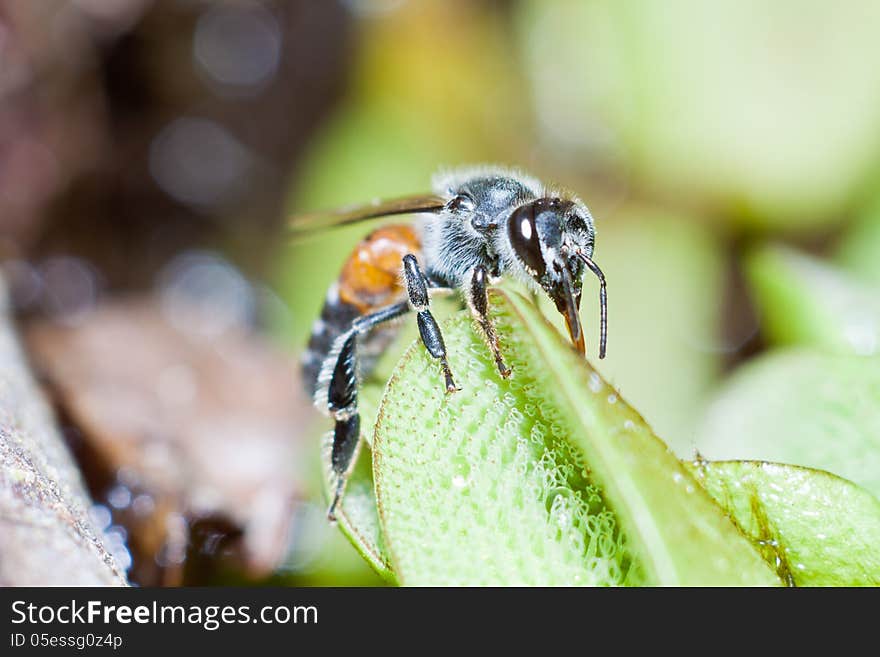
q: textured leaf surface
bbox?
[686,460,880,586]
[373,290,778,586]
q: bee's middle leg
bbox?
[402,254,457,393]
[467,265,511,378]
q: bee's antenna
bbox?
[577,252,607,359]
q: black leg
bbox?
[323,300,411,521]
[327,415,358,521]
[403,254,457,393]
[468,265,511,378]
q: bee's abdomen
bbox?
[302,224,422,397]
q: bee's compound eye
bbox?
[508,202,546,278]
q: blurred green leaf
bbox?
[836,193,880,286]
[696,350,880,498]
[518,0,880,228]
[351,0,530,153]
[686,460,880,586]
[746,244,880,355]
[372,289,778,586]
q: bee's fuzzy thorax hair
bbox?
[432,164,544,199]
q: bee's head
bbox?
[506,197,607,358]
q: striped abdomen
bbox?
[302,224,422,397]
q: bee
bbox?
[295,166,607,520]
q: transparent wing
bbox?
[288,194,447,238]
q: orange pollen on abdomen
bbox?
[337,224,422,314]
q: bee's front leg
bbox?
[467,265,511,378]
[402,254,457,393]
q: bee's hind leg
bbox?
[324,301,411,521]
[403,254,458,393]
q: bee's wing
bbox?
[288,194,447,239]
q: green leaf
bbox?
[372,289,779,586]
[835,191,880,286]
[746,244,880,355]
[696,350,880,499]
[685,460,880,586]
[517,1,880,228]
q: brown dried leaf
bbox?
[25,297,313,584]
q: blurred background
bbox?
[2,0,879,586]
